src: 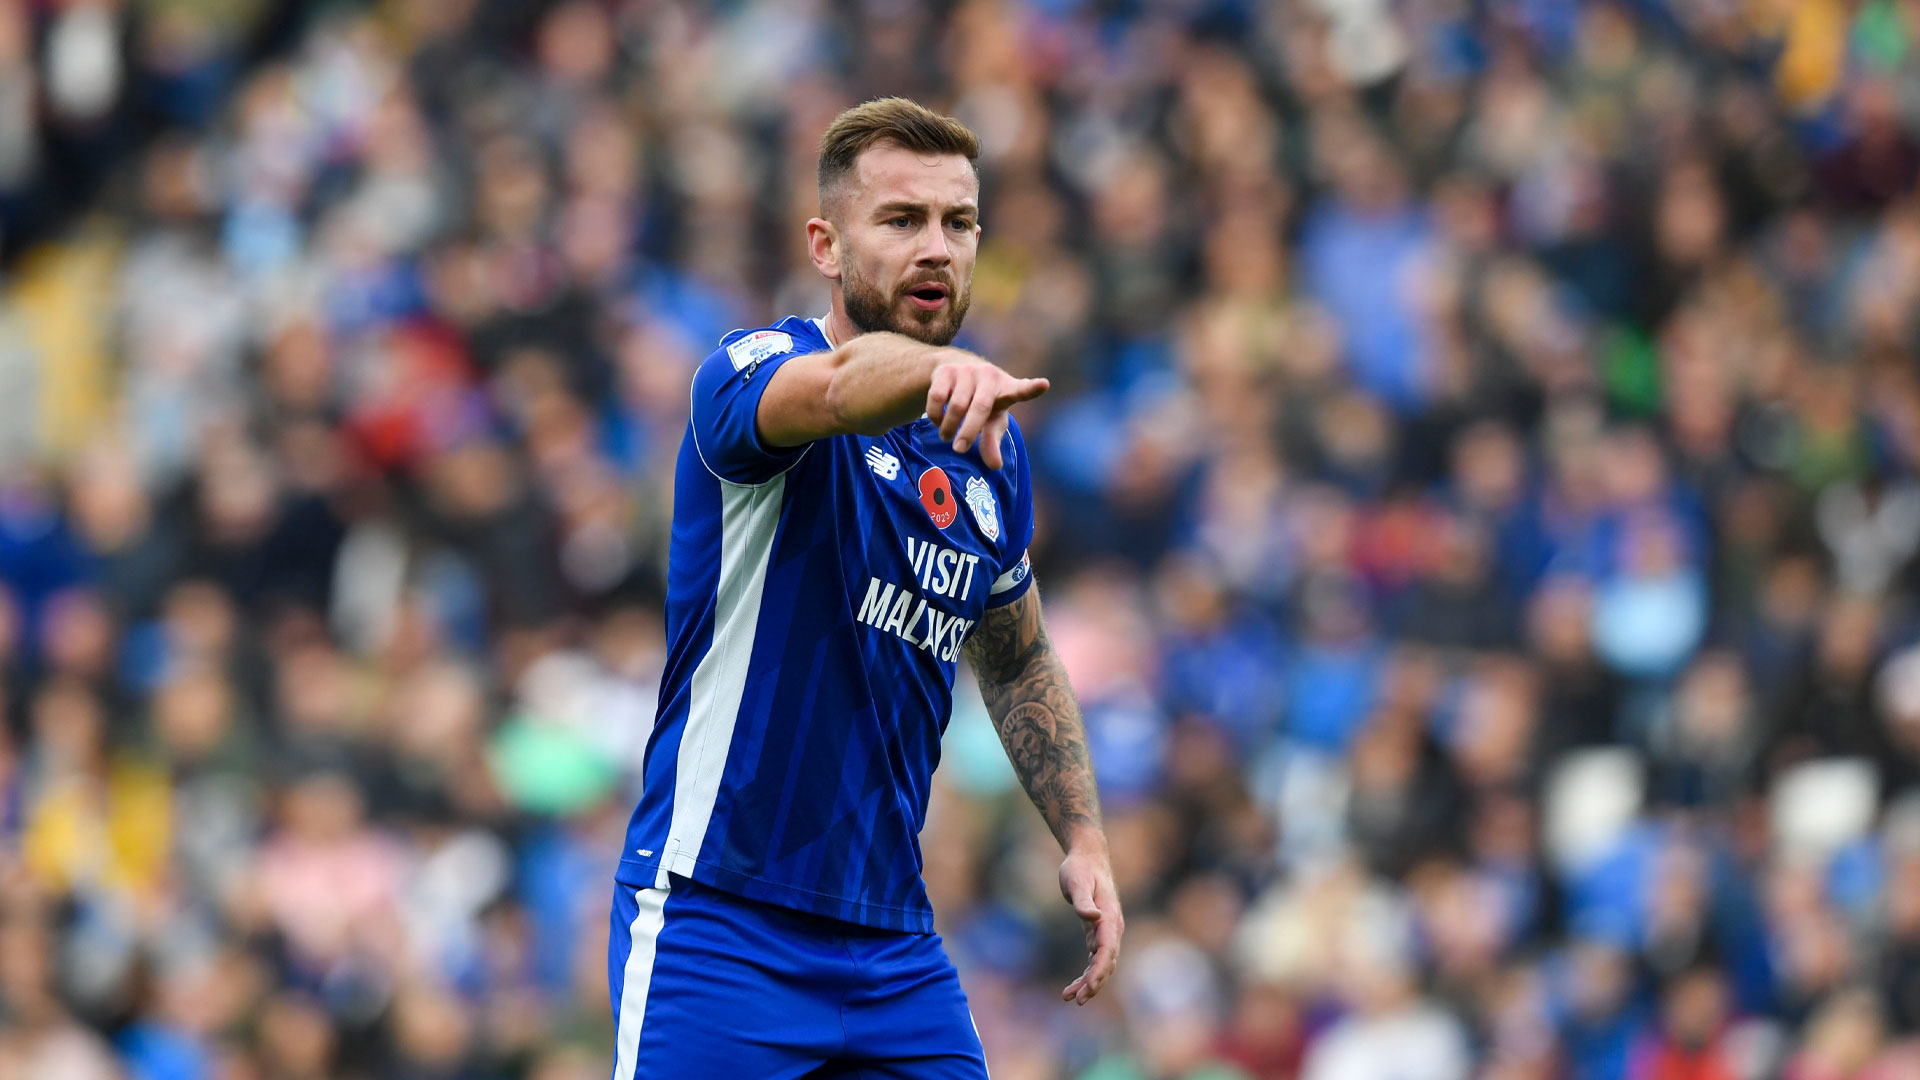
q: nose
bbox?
[913,222,952,268]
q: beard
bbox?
[842,257,971,346]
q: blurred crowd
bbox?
[9,0,1920,1078]
[0,0,300,262]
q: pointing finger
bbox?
[1003,377,1049,404]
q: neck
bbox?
[822,295,859,350]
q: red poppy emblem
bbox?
[919,467,957,529]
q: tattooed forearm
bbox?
[964,588,1103,848]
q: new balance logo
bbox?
[866,446,901,481]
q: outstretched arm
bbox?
[754,334,1047,468]
[963,585,1121,1004]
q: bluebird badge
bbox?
[964,476,1000,541]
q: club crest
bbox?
[964,476,1000,541]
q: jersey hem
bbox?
[615,854,935,935]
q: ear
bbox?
[806,218,841,281]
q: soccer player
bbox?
[605,97,1121,1078]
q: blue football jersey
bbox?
[617,315,1035,933]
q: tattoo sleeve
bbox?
[962,586,1103,848]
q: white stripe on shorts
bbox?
[611,887,670,1080]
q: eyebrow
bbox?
[872,200,979,218]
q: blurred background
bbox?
[5,0,1920,1078]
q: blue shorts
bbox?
[606,875,989,1079]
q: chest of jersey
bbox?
[822,422,1011,666]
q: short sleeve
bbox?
[688,327,814,485]
[985,417,1036,609]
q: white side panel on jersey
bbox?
[659,475,785,886]
[611,887,670,1080]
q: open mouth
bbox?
[905,283,950,310]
